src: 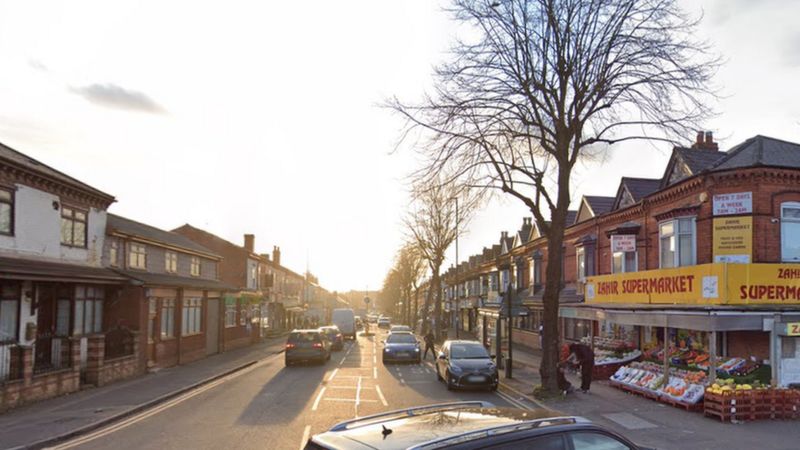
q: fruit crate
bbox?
[660,395,704,412]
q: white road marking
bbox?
[328,385,375,390]
[340,357,347,365]
[355,376,363,417]
[299,425,311,450]
[323,398,377,403]
[373,367,377,379]
[375,385,388,406]
[495,390,533,411]
[373,355,376,364]
[312,387,327,411]
[328,368,339,381]
[49,353,282,449]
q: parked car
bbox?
[354,316,363,330]
[332,308,357,339]
[377,317,391,329]
[285,329,331,366]
[382,332,421,364]
[319,325,344,351]
[435,340,498,391]
[389,325,411,333]
[304,401,648,450]
[366,314,378,324]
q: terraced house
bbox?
[445,133,800,387]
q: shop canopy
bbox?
[560,303,800,332]
[0,256,129,284]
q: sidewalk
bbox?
[498,344,800,450]
[0,335,287,450]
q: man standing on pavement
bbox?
[423,330,436,360]
[568,342,594,392]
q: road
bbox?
[50,330,537,450]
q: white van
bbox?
[332,308,356,339]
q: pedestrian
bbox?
[557,361,573,395]
[423,330,436,360]
[568,342,595,392]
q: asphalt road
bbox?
[50,330,538,450]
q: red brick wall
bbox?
[172,227,247,288]
[727,330,770,360]
[179,334,206,364]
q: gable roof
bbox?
[575,196,615,224]
[107,214,220,258]
[712,135,800,170]
[565,210,578,226]
[172,224,260,259]
[0,141,115,205]
[613,177,661,210]
[513,218,534,248]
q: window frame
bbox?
[60,205,88,248]
[109,240,119,267]
[611,250,638,274]
[73,285,104,336]
[0,187,14,236]
[0,282,21,343]
[181,297,202,336]
[160,298,175,339]
[781,202,800,263]
[129,242,147,269]
[165,251,178,273]
[225,301,237,327]
[659,217,696,268]
[190,257,201,277]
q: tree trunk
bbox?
[421,282,433,335]
[413,286,419,330]
[432,269,442,341]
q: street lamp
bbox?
[451,196,460,339]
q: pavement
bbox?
[0,335,289,450]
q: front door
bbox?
[34,285,55,370]
[147,298,157,366]
[206,298,219,355]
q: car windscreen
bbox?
[449,344,489,359]
[289,332,320,343]
[387,334,416,344]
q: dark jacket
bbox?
[569,343,594,365]
[424,332,435,346]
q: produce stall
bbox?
[704,379,800,422]
[581,336,642,380]
[610,362,706,411]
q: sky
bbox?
[0,0,798,292]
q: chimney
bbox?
[272,246,281,266]
[244,234,255,252]
[691,130,719,151]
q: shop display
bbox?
[610,362,707,404]
[581,336,641,365]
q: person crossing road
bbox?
[423,330,436,360]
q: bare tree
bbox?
[390,0,719,393]
[395,244,426,326]
[405,181,477,340]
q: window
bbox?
[240,303,248,326]
[576,247,586,281]
[659,218,695,268]
[73,285,104,335]
[0,283,20,342]
[109,240,119,267]
[612,251,637,274]
[60,206,87,247]
[250,265,257,288]
[181,298,202,336]
[532,258,542,292]
[191,257,201,277]
[0,188,13,235]
[129,243,147,269]
[225,301,237,327]
[165,252,178,273]
[570,432,632,450]
[486,433,566,450]
[160,299,175,338]
[782,202,800,262]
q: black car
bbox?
[319,325,344,351]
[435,340,498,391]
[304,401,649,450]
[285,329,332,366]
[382,332,421,364]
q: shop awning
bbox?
[559,303,800,332]
[0,256,128,284]
[113,269,237,291]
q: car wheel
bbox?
[435,366,442,381]
[445,370,454,391]
[489,383,498,392]
[285,358,292,367]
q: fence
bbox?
[104,327,135,360]
[33,336,72,375]
[0,341,23,382]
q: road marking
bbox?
[373,367,377,379]
[48,353,283,449]
[323,398,377,403]
[495,390,533,411]
[340,357,347,365]
[299,425,311,450]
[312,387,327,411]
[375,385,388,406]
[355,376,363,417]
[373,355,376,364]
[328,368,339,381]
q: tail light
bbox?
[286,343,295,349]
[313,342,323,348]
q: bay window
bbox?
[659,218,696,268]
[782,202,800,262]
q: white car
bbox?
[377,317,391,329]
[390,325,411,333]
[332,308,356,339]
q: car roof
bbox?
[319,325,339,330]
[290,329,322,334]
[310,402,570,450]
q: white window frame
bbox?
[576,247,586,282]
[611,250,638,274]
[129,243,147,269]
[781,202,800,262]
[181,297,202,336]
[160,299,175,338]
[659,217,696,268]
[165,251,178,273]
[109,240,118,267]
[190,257,201,277]
[225,302,237,327]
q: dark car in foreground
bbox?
[435,340,498,391]
[285,329,331,366]
[382,332,421,364]
[319,325,344,351]
[304,401,648,450]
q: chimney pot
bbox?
[696,131,704,144]
[244,234,255,252]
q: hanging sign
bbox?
[610,235,636,253]
[713,192,752,216]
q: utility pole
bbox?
[453,196,460,339]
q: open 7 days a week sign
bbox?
[585,263,800,305]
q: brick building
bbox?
[445,133,800,386]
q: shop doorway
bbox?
[206,298,219,355]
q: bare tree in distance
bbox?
[405,181,478,340]
[389,0,719,394]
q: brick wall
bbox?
[727,330,770,360]
[0,340,81,412]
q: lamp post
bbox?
[451,196,460,339]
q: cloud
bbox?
[28,59,50,72]
[70,83,167,114]
[785,34,800,67]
